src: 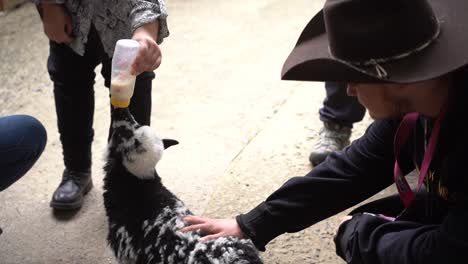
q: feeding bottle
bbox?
[110,39,140,108]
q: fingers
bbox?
[184,215,208,225]
[152,53,162,70]
[64,21,74,41]
[61,30,73,44]
[131,38,162,75]
[179,224,207,233]
[180,216,217,234]
[179,223,223,243]
[200,234,223,242]
[180,216,211,233]
[180,217,223,242]
[131,58,141,75]
[179,216,245,243]
[337,215,353,233]
[340,216,352,226]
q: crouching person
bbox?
[181,0,468,263]
[0,115,47,234]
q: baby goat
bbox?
[103,108,263,264]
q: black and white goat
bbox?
[103,108,263,264]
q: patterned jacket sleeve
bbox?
[130,0,169,44]
[31,0,65,5]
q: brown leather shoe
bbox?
[50,169,93,210]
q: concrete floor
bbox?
[0,1,385,263]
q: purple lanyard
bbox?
[393,109,446,208]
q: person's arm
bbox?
[129,0,169,75]
[335,210,468,264]
[235,119,400,250]
[182,119,407,250]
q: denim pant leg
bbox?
[0,115,47,191]
[47,38,102,172]
[319,82,366,128]
[101,57,154,139]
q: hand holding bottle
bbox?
[131,21,162,75]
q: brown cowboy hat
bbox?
[281,0,468,83]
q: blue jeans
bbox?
[319,82,366,128]
[0,115,47,191]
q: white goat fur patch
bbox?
[120,125,164,179]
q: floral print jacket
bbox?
[35,0,169,57]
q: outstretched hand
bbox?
[131,22,162,75]
[180,216,246,242]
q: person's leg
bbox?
[310,82,366,166]
[47,28,102,210]
[0,115,47,192]
[0,115,46,235]
[128,71,154,125]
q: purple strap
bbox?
[393,109,445,208]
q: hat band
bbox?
[328,20,441,78]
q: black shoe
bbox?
[50,169,93,210]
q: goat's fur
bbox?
[103,108,263,264]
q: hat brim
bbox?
[281,0,468,83]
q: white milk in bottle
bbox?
[110,39,140,108]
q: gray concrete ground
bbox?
[0,1,393,263]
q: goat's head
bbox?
[107,108,178,179]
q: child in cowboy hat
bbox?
[181,0,468,263]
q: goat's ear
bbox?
[162,139,179,149]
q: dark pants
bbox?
[0,115,47,191]
[47,27,154,172]
[319,82,366,128]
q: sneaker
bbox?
[309,122,351,166]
